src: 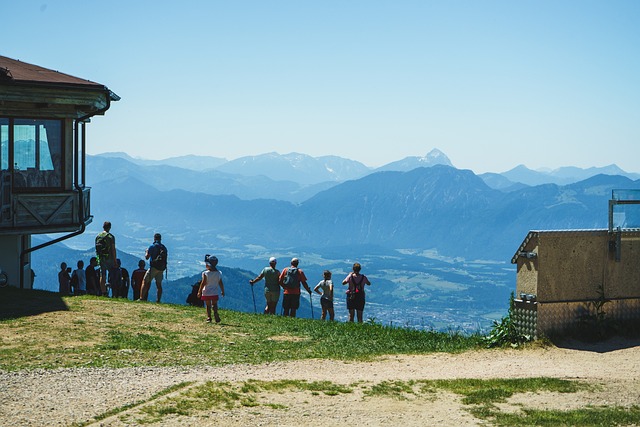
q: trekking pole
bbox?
[250,283,257,314]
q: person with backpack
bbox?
[95,221,117,296]
[342,262,371,323]
[249,256,281,315]
[197,255,225,323]
[278,258,312,317]
[140,233,168,303]
[314,270,334,321]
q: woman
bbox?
[342,262,371,322]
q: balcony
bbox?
[0,187,91,234]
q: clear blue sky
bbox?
[3,1,639,173]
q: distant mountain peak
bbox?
[376,148,453,172]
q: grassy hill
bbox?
[0,287,482,371]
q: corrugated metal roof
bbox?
[0,55,104,88]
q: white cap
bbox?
[269,257,277,263]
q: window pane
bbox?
[0,118,8,171]
[13,119,63,189]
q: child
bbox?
[314,270,334,321]
[197,254,225,323]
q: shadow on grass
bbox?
[0,286,68,320]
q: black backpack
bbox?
[149,243,168,271]
[282,267,300,288]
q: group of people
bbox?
[58,220,372,324]
[57,221,168,302]
[248,257,371,322]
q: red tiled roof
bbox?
[0,55,105,88]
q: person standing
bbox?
[140,233,167,302]
[249,257,281,315]
[85,257,100,295]
[95,221,116,296]
[342,262,371,323]
[115,259,130,298]
[58,262,71,295]
[71,260,86,296]
[314,270,335,321]
[197,255,225,323]
[278,258,312,318]
[131,260,146,301]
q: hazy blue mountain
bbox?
[375,148,453,172]
[501,164,640,186]
[80,165,640,263]
[96,152,227,171]
[87,155,314,203]
[479,172,529,192]
[214,152,371,185]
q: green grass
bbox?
[0,287,483,370]
[491,406,640,426]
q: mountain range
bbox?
[31,149,640,329]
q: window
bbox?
[12,119,63,189]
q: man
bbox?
[71,260,86,296]
[95,221,116,296]
[131,260,147,301]
[278,257,312,317]
[249,257,281,315]
[113,259,130,298]
[140,233,167,302]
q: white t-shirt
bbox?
[201,269,222,297]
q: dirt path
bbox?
[1,337,639,426]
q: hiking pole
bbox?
[250,283,257,314]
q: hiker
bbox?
[115,259,130,298]
[342,262,371,323]
[108,259,123,298]
[71,260,86,296]
[85,257,100,295]
[278,258,312,318]
[140,233,167,303]
[314,270,334,321]
[249,256,281,314]
[95,221,117,296]
[131,260,146,301]
[197,255,225,323]
[58,262,71,295]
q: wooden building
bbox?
[0,55,118,288]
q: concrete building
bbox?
[0,55,118,288]
[511,191,640,337]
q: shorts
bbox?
[282,293,300,310]
[320,297,334,310]
[143,267,164,286]
[201,295,219,302]
[264,289,280,303]
[346,292,365,311]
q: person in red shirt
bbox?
[131,260,147,301]
[278,258,312,317]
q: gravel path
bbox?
[2,338,639,426]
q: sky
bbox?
[2,1,639,174]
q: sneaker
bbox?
[206,318,212,323]
[214,315,221,324]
